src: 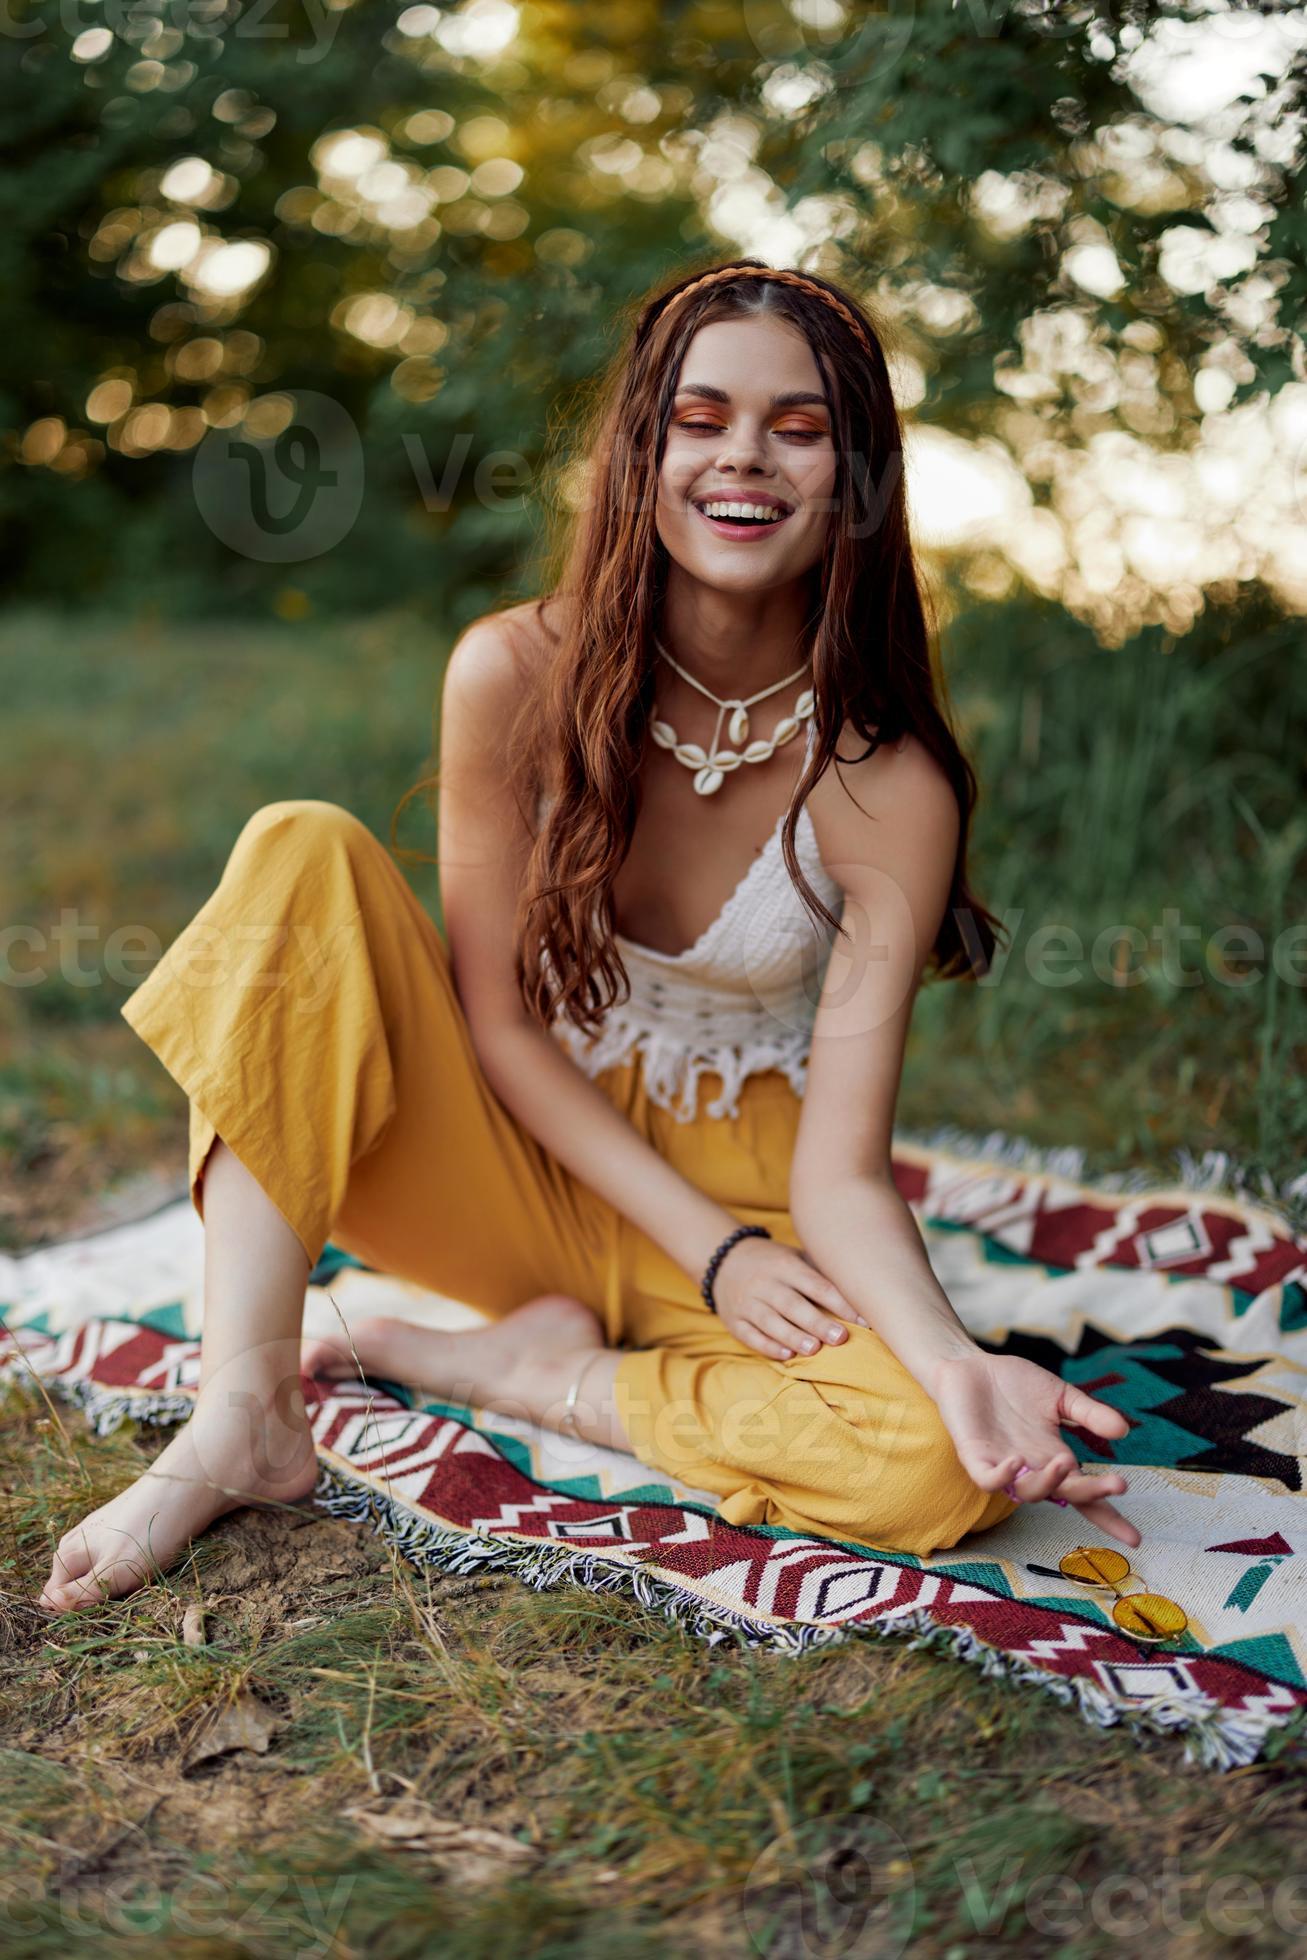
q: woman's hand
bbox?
[931,1351,1141,1548]
[710,1238,867,1359]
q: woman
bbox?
[38,259,1136,1614]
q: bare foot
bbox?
[301,1293,606,1422]
[37,1377,319,1615]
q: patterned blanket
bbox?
[3,1128,1305,1771]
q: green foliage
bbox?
[0,1,1302,615]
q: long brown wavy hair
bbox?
[416,257,1006,1039]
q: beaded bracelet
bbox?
[701,1223,771,1313]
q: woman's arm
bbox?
[790,732,1139,1546]
[435,616,860,1348]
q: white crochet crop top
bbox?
[541,723,846,1122]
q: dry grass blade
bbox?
[342,1797,538,1886]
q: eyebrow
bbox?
[673,382,830,410]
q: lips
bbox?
[690,494,793,539]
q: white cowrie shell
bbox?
[728,704,750,745]
[650,720,677,748]
[711,750,744,771]
[673,742,708,766]
[693,766,725,795]
[771,716,800,745]
[794,689,814,718]
[742,739,774,763]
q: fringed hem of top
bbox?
[550,1013,810,1122]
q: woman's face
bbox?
[655,313,838,597]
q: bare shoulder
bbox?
[441,597,556,722]
[806,723,960,883]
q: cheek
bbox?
[658,447,699,510]
[797,450,838,507]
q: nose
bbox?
[712,417,776,478]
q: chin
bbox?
[660,533,785,592]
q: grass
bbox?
[1,595,1305,1952]
[4,1380,1307,1958]
[0,606,443,1248]
[916,594,1306,1187]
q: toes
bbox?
[40,1574,100,1614]
[40,1559,143,1614]
[39,1531,105,1614]
[40,1523,95,1597]
[300,1336,359,1381]
[37,1513,161,1614]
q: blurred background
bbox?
[2,0,1304,1245]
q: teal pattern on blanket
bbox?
[980,1324,1301,1488]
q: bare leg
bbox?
[37,1141,319,1613]
[301,1297,629,1454]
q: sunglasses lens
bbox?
[1112,1593,1188,1642]
[1060,1546,1131,1589]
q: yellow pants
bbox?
[121,800,1016,1558]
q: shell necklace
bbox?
[650,636,815,796]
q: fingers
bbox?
[787,1258,867,1328]
[1007,1450,1077,1504]
[1059,1382,1131,1440]
[732,1290,861,1363]
[957,1447,1024,1492]
[1054,1467,1129,1506]
[735,1312,797,1362]
[980,1454,1140,1548]
[765,1290,854,1353]
[988,1447,1128,1509]
[1071,1495,1142,1549]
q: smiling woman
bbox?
[40,258,1137,1616]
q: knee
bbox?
[227,801,383,894]
[875,1431,1012,1557]
[865,1390,1007,1557]
[234,799,374,861]
[775,1375,1008,1559]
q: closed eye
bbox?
[675,419,826,442]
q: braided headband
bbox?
[653,265,874,357]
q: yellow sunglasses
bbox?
[1058,1546,1189,1644]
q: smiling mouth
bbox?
[691,497,793,532]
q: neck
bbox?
[657,576,814,696]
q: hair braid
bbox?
[652,264,875,356]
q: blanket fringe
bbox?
[44,1374,198,1438]
[7,1343,1299,1777]
[304,1458,1294,1775]
[895,1121,1307,1238]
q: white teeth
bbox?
[696,500,787,522]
